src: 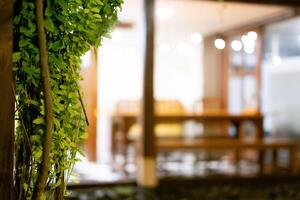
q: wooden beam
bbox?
[221,8,299,37]
[202,0,300,6]
[137,0,157,188]
[0,0,15,199]
[116,21,134,29]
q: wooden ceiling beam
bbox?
[201,0,300,7]
[220,8,299,37]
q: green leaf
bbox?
[33,117,44,125]
[91,7,100,13]
[80,132,88,139]
[95,0,104,5]
[31,135,41,143]
[24,99,39,106]
[13,52,21,62]
[19,39,27,47]
[44,18,55,32]
[23,183,28,192]
[93,14,102,19]
[51,40,64,51]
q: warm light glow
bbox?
[241,35,249,44]
[231,40,243,51]
[111,30,122,43]
[248,31,258,41]
[244,46,255,54]
[159,43,171,53]
[190,32,203,44]
[156,7,174,19]
[241,35,256,54]
[214,38,226,50]
[80,50,92,69]
[176,42,194,57]
[272,56,282,66]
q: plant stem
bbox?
[32,0,54,199]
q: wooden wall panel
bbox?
[80,49,98,162]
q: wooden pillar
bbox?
[0,0,15,198]
[81,48,98,162]
[137,0,157,188]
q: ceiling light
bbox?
[247,31,258,41]
[241,35,256,54]
[159,43,171,53]
[241,35,255,47]
[190,32,203,44]
[214,38,226,50]
[231,40,242,51]
[241,35,249,44]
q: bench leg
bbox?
[272,149,278,173]
[290,146,298,174]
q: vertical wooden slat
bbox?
[137,0,157,188]
[81,48,98,162]
[0,0,15,198]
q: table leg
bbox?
[235,148,240,174]
[255,118,264,140]
[111,120,117,166]
[290,146,298,174]
[258,149,264,175]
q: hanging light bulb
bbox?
[190,32,203,44]
[214,38,226,50]
[231,40,243,51]
[247,31,258,41]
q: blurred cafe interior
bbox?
[70,0,300,197]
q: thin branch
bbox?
[11,83,32,152]
[69,62,89,126]
[77,89,89,126]
[32,0,54,198]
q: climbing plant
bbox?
[13,0,122,199]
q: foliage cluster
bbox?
[13,0,122,198]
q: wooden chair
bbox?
[112,99,186,167]
[193,97,228,138]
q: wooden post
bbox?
[0,0,15,198]
[137,0,157,188]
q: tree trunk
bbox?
[32,0,54,199]
[0,0,15,199]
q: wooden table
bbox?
[110,113,264,163]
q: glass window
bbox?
[264,17,300,59]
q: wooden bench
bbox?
[156,138,298,174]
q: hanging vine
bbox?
[13,0,122,199]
